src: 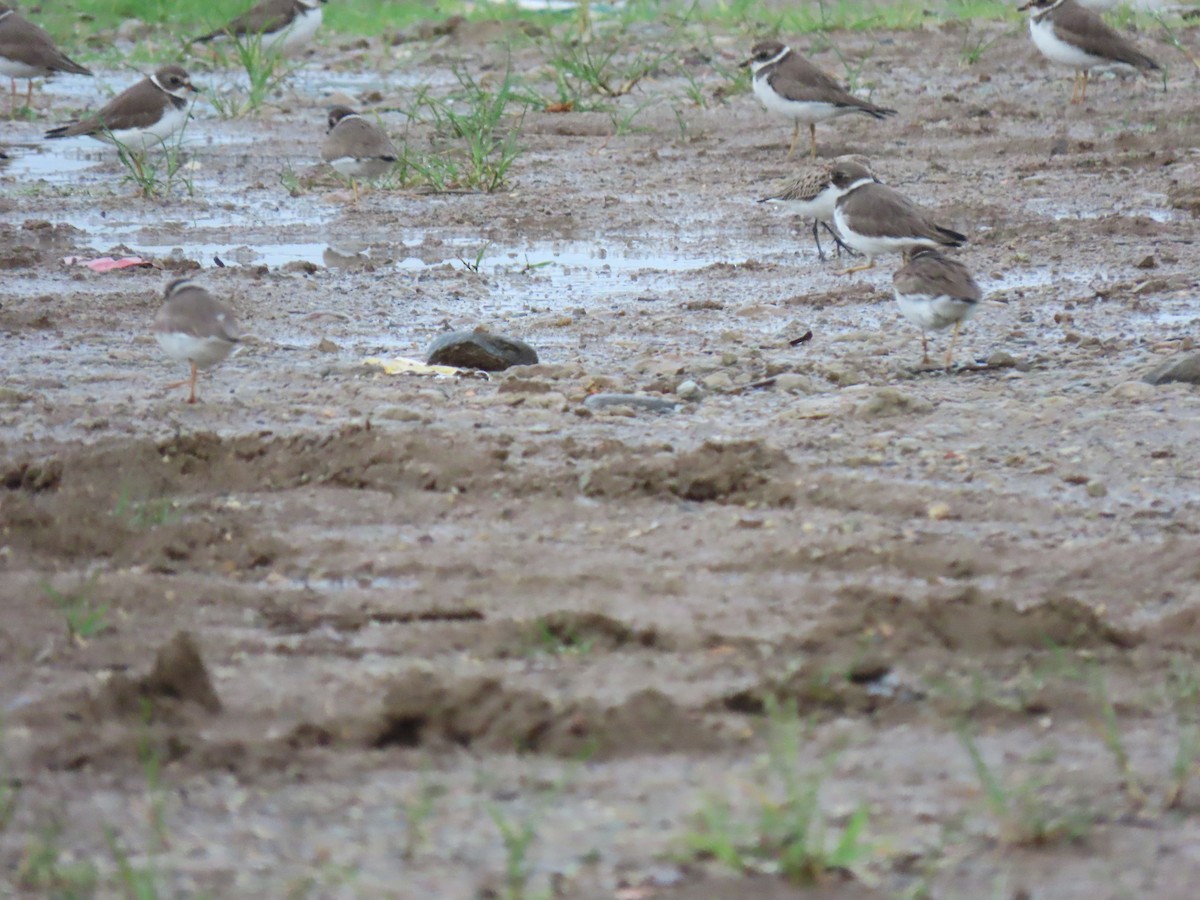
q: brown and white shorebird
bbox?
[153,279,240,404]
[193,0,327,55]
[827,159,967,276]
[892,249,982,370]
[44,65,197,153]
[758,155,875,261]
[0,2,91,108]
[321,105,397,200]
[741,40,896,160]
[1019,0,1160,103]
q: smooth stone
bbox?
[675,379,703,401]
[426,330,539,372]
[1144,353,1200,386]
[582,393,679,413]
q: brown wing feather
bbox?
[1053,4,1159,69]
[0,13,91,75]
[894,252,981,302]
[194,0,296,41]
[47,79,170,137]
[156,290,240,342]
[843,184,967,246]
[322,117,397,163]
[769,54,896,116]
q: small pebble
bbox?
[927,502,953,520]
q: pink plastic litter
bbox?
[62,256,153,272]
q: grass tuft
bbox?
[41,577,109,643]
[204,32,297,118]
[683,696,873,883]
[957,723,1094,846]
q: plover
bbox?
[741,39,896,160]
[44,65,197,152]
[153,279,240,404]
[1019,0,1160,103]
[758,155,875,260]
[0,2,91,108]
[828,159,967,275]
[321,105,397,200]
[193,0,327,56]
[892,248,981,370]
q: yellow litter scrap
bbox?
[362,357,490,379]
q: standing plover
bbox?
[153,279,240,404]
[758,155,875,260]
[0,2,91,107]
[892,249,981,370]
[1019,0,1159,103]
[828,159,966,275]
[741,40,895,159]
[193,0,327,55]
[44,65,197,153]
[321,105,397,200]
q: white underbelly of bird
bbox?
[752,77,843,123]
[329,155,393,179]
[895,293,978,331]
[1030,18,1109,68]
[267,7,322,54]
[156,332,236,369]
[104,105,190,152]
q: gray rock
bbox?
[1144,353,1200,386]
[675,379,703,401]
[426,330,539,372]
[582,393,679,413]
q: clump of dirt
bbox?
[721,589,1133,718]
[578,439,796,505]
[799,587,1131,661]
[86,631,223,722]
[15,633,221,771]
[358,669,720,758]
[2,459,62,492]
[496,610,665,656]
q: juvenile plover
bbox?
[892,248,982,370]
[321,105,397,200]
[153,279,240,404]
[758,155,876,260]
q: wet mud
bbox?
[3,12,1200,898]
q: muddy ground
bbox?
[2,9,1200,898]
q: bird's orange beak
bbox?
[739,57,753,68]
[1016,1,1033,9]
